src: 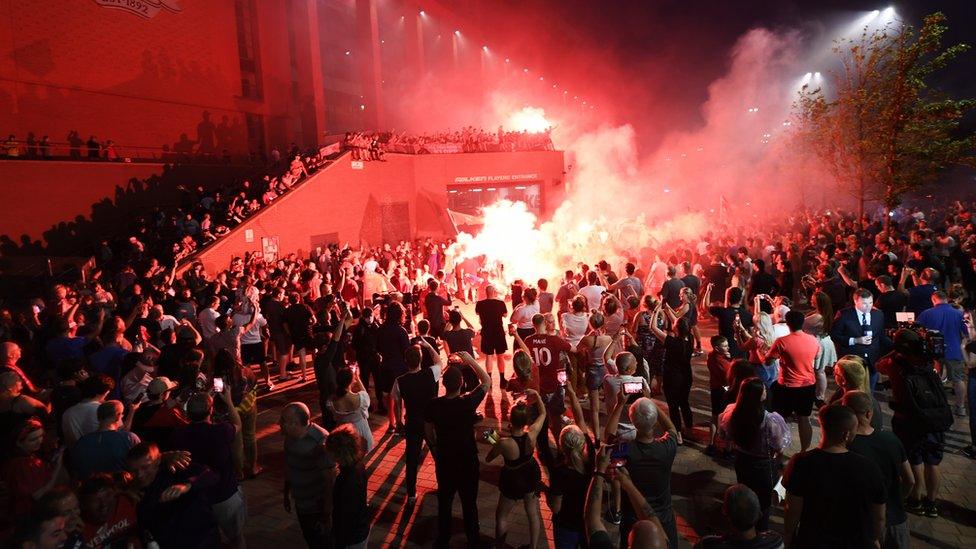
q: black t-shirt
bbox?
[424,385,487,464]
[410,335,440,368]
[475,298,507,336]
[681,274,702,297]
[876,290,908,330]
[424,293,451,327]
[333,464,369,546]
[441,328,475,355]
[704,264,731,295]
[695,532,784,549]
[783,449,887,548]
[396,367,439,429]
[623,434,678,520]
[550,464,591,530]
[589,530,614,549]
[848,430,908,526]
[284,304,314,339]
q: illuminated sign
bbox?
[93,0,183,20]
[453,173,539,184]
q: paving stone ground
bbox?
[242,307,976,548]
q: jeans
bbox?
[296,509,332,548]
[734,451,778,531]
[870,370,879,393]
[434,458,480,547]
[404,426,425,497]
[230,407,257,478]
[242,404,257,474]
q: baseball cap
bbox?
[147,376,178,397]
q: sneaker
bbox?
[278,374,295,382]
[814,398,825,409]
[954,405,967,418]
[962,445,976,459]
[606,510,621,525]
[263,383,275,393]
[922,500,939,518]
[905,498,923,513]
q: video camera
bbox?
[887,322,945,360]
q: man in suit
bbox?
[832,289,890,390]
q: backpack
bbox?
[901,365,954,434]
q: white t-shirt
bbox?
[233,312,267,345]
[561,312,590,349]
[511,302,540,330]
[578,285,606,311]
[602,374,649,406]
[198,307,221,339]
[62,401,100,447]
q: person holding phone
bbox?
[522,313,572,472]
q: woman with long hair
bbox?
[737,311,778,389]
[327,367,374,452]
[829,357,883,431]
[486,393,546,548]
[325,424,370,548]
[632,295,666,393]
[561,295,591,397]
[718,377,790,531]
[649,304,695,442]
[576,312,613,437]
[547,381,594,548]
[213,348,259,478]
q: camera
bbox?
[888,322,945,359]
[623,381,643,395]
[482,428,499,445]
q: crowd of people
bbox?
[0,196,974,548]
[341,126,556,159]
[2,132,119,161]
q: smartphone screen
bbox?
[557,370,568,386]
[213,377,224,393]
[623,381,643,394]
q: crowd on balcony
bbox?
[343,126,555,159]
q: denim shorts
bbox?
[586,364,606,391]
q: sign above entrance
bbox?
[453,173,539,184]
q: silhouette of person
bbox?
[197,111,217,154]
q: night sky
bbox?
[453,0,976,148]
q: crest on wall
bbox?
[93,0,183,20]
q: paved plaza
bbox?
[242,314,976,548]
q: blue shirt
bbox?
[69,429,140,479]
[917,303,966,361]
[88,345,128,400]
[45,336,87,365]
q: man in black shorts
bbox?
[475,285,508,389]
[764,310,819,452]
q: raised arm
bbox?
[603,391,627,442]
[524,389,548,439]
[649,307,667,343]
[585,449,611,541]
[512,329,531,356]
